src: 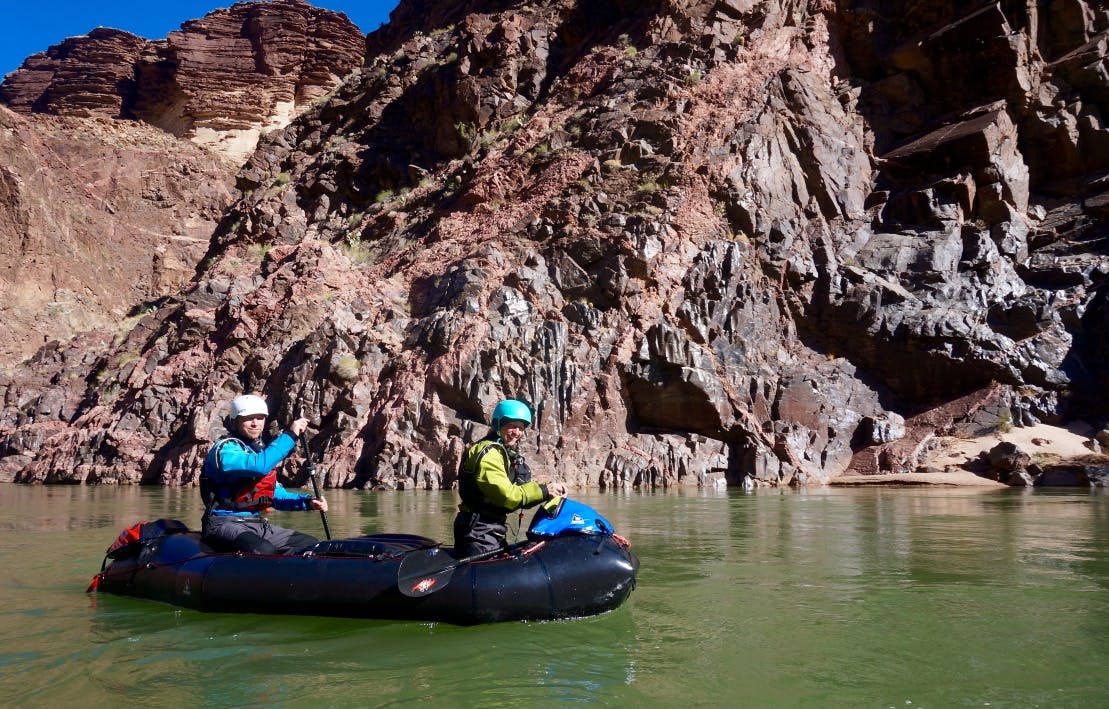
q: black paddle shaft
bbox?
[299,433,332,541]
[397,546,508,597]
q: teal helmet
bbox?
[490,399,532,431]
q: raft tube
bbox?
[92,501,639,625]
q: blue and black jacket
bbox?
[199,432,313,517]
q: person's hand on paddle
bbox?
[545,481,567,498]
[287,417,309,437]
[309,497,328,513]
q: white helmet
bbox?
[229,394,269,419]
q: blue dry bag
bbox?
[527,498,614,540]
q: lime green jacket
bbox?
[458,439,547,517]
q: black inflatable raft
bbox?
[90,499,639,625]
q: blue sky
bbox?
[2,1,402,79]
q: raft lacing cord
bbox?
[88,530,416,590]
[88,537,557,592]
[88,551,229,592]
[88,541,450,592]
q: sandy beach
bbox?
[831,422,1104,487]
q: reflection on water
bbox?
[0,484,1106,706]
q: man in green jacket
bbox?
[453,399,567,555]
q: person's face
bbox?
[499,419,527,446]
[236,414,266,441]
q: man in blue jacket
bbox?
[200,394,328,554]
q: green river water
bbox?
[0,484,1105,707]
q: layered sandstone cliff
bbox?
[0,0,365,161]
[1,0,1107,489]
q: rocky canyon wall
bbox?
[1,0,1106,491]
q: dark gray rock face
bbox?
[1,0,1107,489]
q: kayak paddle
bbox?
[299,433,332,541]
[397,546,506,597]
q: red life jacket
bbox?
[230,470,277,513]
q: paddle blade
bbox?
[397,547,457,598]
[401,568,456,597]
